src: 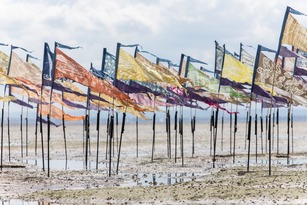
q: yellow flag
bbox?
[222,53,253,84]
[0,96,16,102]
[117,48,151,82]
[0,50,9,74]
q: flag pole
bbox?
[95,94,101,170]
[174,106,178,163]
[116,110,126,174]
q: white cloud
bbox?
[1,0,307,69]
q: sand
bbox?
[1,116,307,204]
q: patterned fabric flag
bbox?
[0,50,9,74]
[9,52,42,86]
[102,50,116,82]
[222,53,253,85]
[282,13,307,53]
[255,52,307,104]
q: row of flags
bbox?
[0,6,307,125]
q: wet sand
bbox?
[1,117,307,204]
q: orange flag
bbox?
[39,103,84,121]
[54,48,130,101]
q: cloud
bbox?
[0,0,307,70]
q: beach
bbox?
[1,116,307,204]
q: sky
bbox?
[1,0,307,121]
[1,0,307,71]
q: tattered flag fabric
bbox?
[240,48,255,69]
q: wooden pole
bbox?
[62,115,68,170]
[40,114,45,171]
[85,114,89,169]
[229,104,232,155]
[151,113,156,162]
[221,111,224,152]
[174,109,178,163]
[105,111,110,160]
[47,114,50,177]
[287,105,290,164]
[233,103,238,164]
[1,108,4,171]
[108,115,114,177]
[212,108,219,168]
[96,110,101,170]
[247,115,252,172]
[20,112,23,158]
[180,106,184,167]
[136,117,139,158]
[277,108,279,154]
[116,112,126,174]
[245,110,248,150]
[210,111,214,156]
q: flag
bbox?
[240,48,255,69]
[9,52,42,86]
[214,41,224,78]
[0,50,9,74]
[54,48,132,103]
[0,96,16,102]
[117,48,151,82]
[135,52,183,88]
[281,13,307,53]
[222,52,253,85]
[39,103,84,121]
[42,43,54,85]
[255,51,307,103]
[101,48,116,82]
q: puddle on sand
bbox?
[20,159,121,171]
[0,200,55,205]
[236,157,307,166]
[122,172,207,187]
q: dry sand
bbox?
[1,116,307,204]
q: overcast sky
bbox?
[1,0,307,71]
